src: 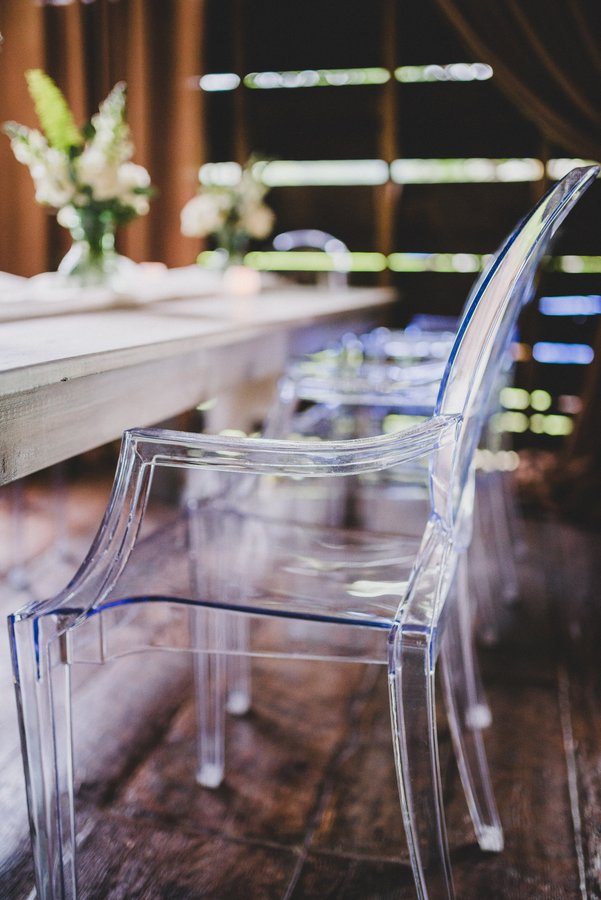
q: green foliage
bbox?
[25,69,82,153]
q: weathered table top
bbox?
[0,286,394,483]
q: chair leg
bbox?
[456,553,492,729]
[226,616,251,715]
[440,600,503,853]
[389,628,455,900]
[193,608,226,788]
[188,506,228,787]
[10,614,77,899]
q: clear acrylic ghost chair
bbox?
[9,166,597,900]
[272,228,351,288]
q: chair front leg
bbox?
[192,607,227,788]
[226,615,251,715]
[10,613,77,900]
[389,626,454,900]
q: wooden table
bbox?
[0,286,394,483]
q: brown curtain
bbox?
[433,0,601,161]
[0,0,206,275]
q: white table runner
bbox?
[0,265,233,321]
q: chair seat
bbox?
[109,493,428,628]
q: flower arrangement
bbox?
[4,70,153,285]
[181,158,275,265]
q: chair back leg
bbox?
[389,627,455,899]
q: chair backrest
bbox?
[432,166,598,528]
[272,229,350,288]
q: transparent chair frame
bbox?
[9,167,598,900]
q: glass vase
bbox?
[214,230,260,293]
[216,227,250,270]
[58,208,134,288]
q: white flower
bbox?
[93,125,133,166]
[238,173,267,206]
[56,204,79,229]
[11,138,35,165]
[75,147,120,200]
[28,129,48,153]
[127,193,150,216]
[115,163,151,215]
[240,202,275,239]
[180,193,229,238]
[117,162,151,193]
[34,179,75,208]
[32,148,75,208]
[9,127,50,168]
[89,83,133,165]
[5,79,153,220]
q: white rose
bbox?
[240,203,274,239]
[180,193,228,238]
[76,147,120,200]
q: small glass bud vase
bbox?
[216,227,250,270]
[58,207,135,288]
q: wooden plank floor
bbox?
[1,479,601,898]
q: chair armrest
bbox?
[131,414,460,478]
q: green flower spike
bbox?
[25,68,82,153]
